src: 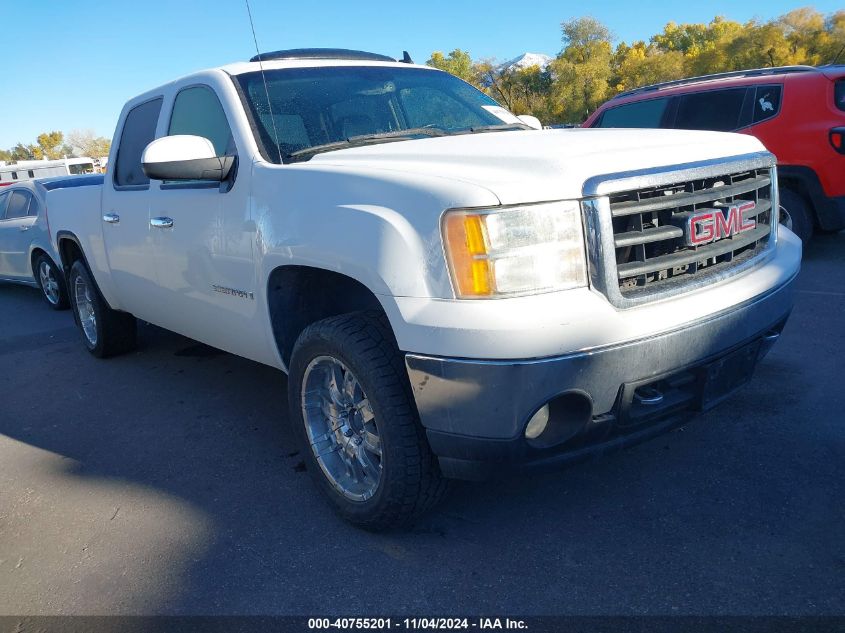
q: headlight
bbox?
[442,200,587,298]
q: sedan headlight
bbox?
[442,200,587,298]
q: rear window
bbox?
[836,79,845,112]
[595,98,669,128]
[752,85,782,124]
[675,88,748,132]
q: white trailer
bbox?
[0,157,95,183]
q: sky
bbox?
[1,0,842,149]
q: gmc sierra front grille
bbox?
[607,167,774,298]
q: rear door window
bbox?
[114,98,163,188]
[5,190,32,219]
[835,79,845,112]
[594,98,670,128]
[752,85,783,124]
[674,88,749,131]
[0,191,9,218]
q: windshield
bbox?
[234,66,521,162]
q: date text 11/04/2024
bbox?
[307,618,528,629]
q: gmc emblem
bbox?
[683,201,757,246]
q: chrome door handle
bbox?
[150,217,174,229]
[19,225,30,231]
[103,213,120,224]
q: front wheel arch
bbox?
[267,265,387,369]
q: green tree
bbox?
[726,21,797,69]
[426,49,481,86]
[10,143,37,161]
[550,17,614,121]
[778,7,827,64]
[825,11,845,62]
[612,41,685,92]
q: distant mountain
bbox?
[498,53,552,73]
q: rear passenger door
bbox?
[671,88,752,132]
[0,189,37,280]
[100,97,164,319]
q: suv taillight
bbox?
[831,127,845,155]
[836,79,845,112]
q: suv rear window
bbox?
[752,85,782,124]
[674,88,748,132]
[836,79,845,112]
[595,98,669,128]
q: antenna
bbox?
[245,0,282,162]
[832,44,845,66]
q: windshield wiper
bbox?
[348,126,448,142]
[467,123,531,133]
[286,127,448,162]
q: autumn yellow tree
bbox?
[549,17,615,121]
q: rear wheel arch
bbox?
[266,265,388,368]
[30,248,69,309]
[56,232,87,273]
[29,247,50,275]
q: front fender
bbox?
[252,162,501,299]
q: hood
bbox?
[307,128,768,205]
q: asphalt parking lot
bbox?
[1,233,843,616]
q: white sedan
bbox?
[0,175,101,309]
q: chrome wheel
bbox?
[74,274,97,346]
[39,260,61,305]
[301,356,382,501]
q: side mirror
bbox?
[517,115,543,130]
[141,135,234,181]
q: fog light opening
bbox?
[524,391,593,449]
[525,405,550,440]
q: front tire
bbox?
[779,187,814,243]
[68,259,137,358]
[35,254,69,310]
[288,311,447,530]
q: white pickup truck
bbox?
[47,49,801,529]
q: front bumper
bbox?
[405,273,796,480]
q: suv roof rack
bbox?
[250,48,398,63]
[613,65,819,100]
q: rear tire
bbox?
[779,187,814,243]
[35,254,69,310]
[68,259,137,358]
[288,311,447,530]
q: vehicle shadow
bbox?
[1,234,843,615]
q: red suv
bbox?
[584,65,845,242]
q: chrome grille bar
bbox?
[616,224,770,278]
[580,152,779,310]
[610,174,771,217]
